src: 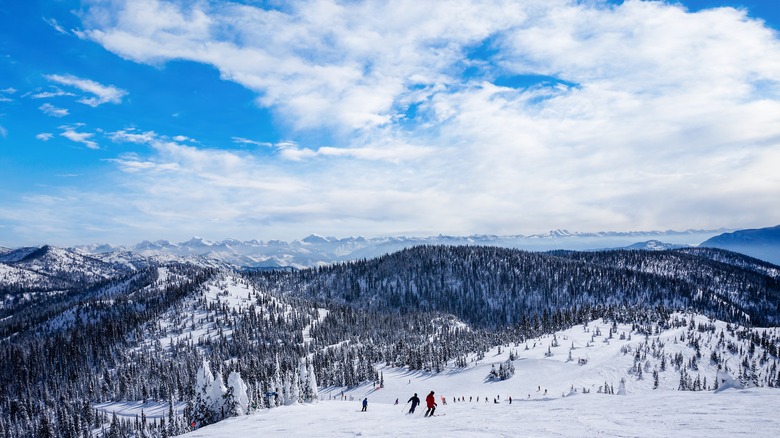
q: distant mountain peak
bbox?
[20,245,52,262]
[183,236,212,246]
[700,225,780,265]
[301,234,330,244]
[703,225,780,244]
[624,240,688,251]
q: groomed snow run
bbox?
[180,315,780,437]
[182,388,780,437]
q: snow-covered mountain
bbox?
[3,241,779,437]
[71,228,727,269]
[0,245,138,294]
[622,240,688,251]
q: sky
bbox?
[1,0,779,247]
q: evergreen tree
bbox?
[38,412,55,438]
[226,371,250,416]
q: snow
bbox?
[0,263,41,283]
[181,314,780,437]
[182,388,780,437]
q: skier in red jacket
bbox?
[424,391,437,417]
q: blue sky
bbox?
[1,0,779,247]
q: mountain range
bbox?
[2,227,777,296]
[61,228,735,269]
[2,228,780,437]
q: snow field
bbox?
[181,314,780,437]
[183,383,780,437]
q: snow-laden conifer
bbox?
[210,371,228,419]
[226,371,249,416]
[191,360,215,426]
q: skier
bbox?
[362,398,368,412]
[408,393,420,414]
[424,391,437,417]
[395,398,399,405]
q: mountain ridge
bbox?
[61,228,729,269]
[701,225,780,265]
[248,245,780,328]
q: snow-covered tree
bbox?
[288,370,301,404]
[225,371,250,416]
[299,359,319,402]
[210,371,228,419]
[308,359,319,401]
[488,359,515,381]
[190,360,228,425]
[617,378,626,395]
[191,360,215,426]
[272,355,283,407]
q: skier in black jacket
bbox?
[407,393,420,414]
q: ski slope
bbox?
[182,385,779,437]
[180,315,780,437]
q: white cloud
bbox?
[0,125,6,139]
[232,137,272,147]
[45,74,127,106]
[110,129,158,144]
[0,88,15,102]
[30,88,76,99]
[276,140,434,163]
[39,103,70,117]
[109,129,200,147]
[36,133,54,141]
[60,125,99,149]
[44,17,69,35]
[6,0,778,243]
[79,0,527,131]
[110,156,180,173]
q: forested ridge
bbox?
[250,245,780,327]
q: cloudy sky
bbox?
[1,0,779,246]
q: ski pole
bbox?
[401,401,409,413]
